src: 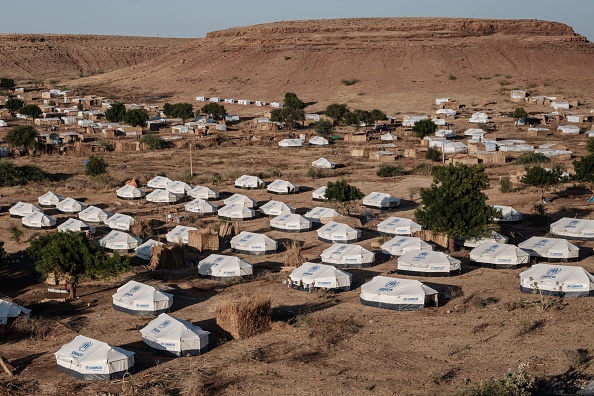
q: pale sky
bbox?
[2,0,592,40]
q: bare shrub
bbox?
[130,218,160,239]
[564,349,591,368]
[294,313,360,346]
[215,295,271,339]
[283,240,305,268]
[471,295,499,308]
[517,318,545,336]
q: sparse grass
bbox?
[448,74,457,81]
[283,56,292,60]
[457,363,534,396]
[498,79,512,86]
[8,223,23,242]
[517,318,545,336]
[413,163,434,176]
[504,74,513,79]
[564,349,591,368]
[341,78,360,86]
[471,296,499,308]
[293,312,360,346]
[525,81,537,89]
[307,166,327,180]
[434,368,458,385]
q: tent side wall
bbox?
[519,286,592,298]
[112,303,170,317]
[360,298,424,311]
[231,247,276,256]
[57,361,134,380]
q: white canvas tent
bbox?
[469,243,530,268]
[461,231,508,248]
[198,254,253,278]
[146,189,179,203]
[381,236,433,256]
[166,181,193,196]
[116,184,146,200]
[223,193,257,208]
[377,217,422,236]
[289,263,352,290]
[38,191,65,207]
[309,136,329,146]
[185,198,217,215]
[147,176,172,189]
[135,239,163,261]
[105,213,135,231]
[99,231,142,251]
[311,157,336,169]
[380,132,398,141]
[79,206,112,223]
[0,298,31,325]
[360,276,438,311]
[55,335,135,380]
[270,213,312,232]
[550,218,594,239]
[22,212,56,229]
[267,179,299,194]
[317,221,361,243]
[519,264,594,297]
[259,200,295,216]
[166,225,198,244]
[234,175,265,189]
[278,138,303,148]
[312,186,328,201]
[397,250,461,275]
[9,202,43,217]
[362,192,401,209]
[112,280,173,316]
[188,186,219,200]
[230,231,277,255]
[56,197,87,213]
[518,237,579,261]
[140,313,210,357]
[493,205,522,222]
[58,218,95,234]
[218,204,256,220]
[321,243,375,268]
[304,206,342,223]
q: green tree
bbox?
[511,107,528,120]
[0,78,16,91]
[140,134,167,150]
[415,163,500,250]
[200,102,227,120]
[5,98,24,115]
[377,163,404,178]
[324,103,349,124]
[370,109,387,122]
[283,92,306,111]
[18,104,42,119]
[0,162,48,186]
[4,125,39,150]
[515,152,551,165]
[105,102,126,122]
[77,103,84,111]
[270,92,307,129]
[425,147,442,162]
[573,154,594,183]
[163,102,194,121]
[412,119,437,139]
[314,120,334,138]
[520,165,568,202]
[586,138,594,154]
[28,231,129,298]
[122,108,149,127]
[325,180,364,214]
[85,155,108,176]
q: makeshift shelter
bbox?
[311,157,336,169]
[99,231,142,251]
[362,192,401,209]
[198,254,253,278]
[0,298,31,325]
[57,218,95,234]
[289,263,352,291]
[518,237,579,261]
[520,264,594,297]
[397,250,461,276]
[234,175,265,189]
[140,313,210,357]
[461,231,508,248]
[317,221,361,243]
[304,206,342,223]
[321,243,375,268]
[312,186,328,201]
[166,225,198,244]
[147,176,173,189]
[230,231,277,255]
[38,191,65,207]
[166,181,193,196]
[185,198,217,215]
[381,236,433,256]
[135,239,164,261]
[223,193,257,208]
[360,276,438,311]
[377,217,422,236]
[267,179,299,194]
[22,212,56,229]
[78,206,112,223]
[112,280,173,316]
[55,336,135,380]
[278,138,303,148]
[493,205,522,222]
[218,204,256,220]
[309,136,329,146]
[550,218,594,239]
[259,200,295,216]
[188,185,219,200]
[270,213,312,232]
[9,202,43,217]
[56,197,87,213]
[469,243,530,268]
[105,213,135,231]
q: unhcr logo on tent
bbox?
[568,220,580,228]
[129,285,142,293]
[413,251,429,261]
[308,265,320,273]
[79,341,93,352]
[159,320,172,329]
[547,267,561,275]
[379,279,399,292]
[214,257,224,263]
[394,239,407,246]
[535,239,549,248]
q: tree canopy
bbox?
[586,138,594,154]
[520,165,568,201]
[324,103,349,124]
[18,104,42,119]
[122,108,149,127]
[163,102,194,120]
[412,119,437,138]
[200,102,227,120]
[140,134,167,150]
[0,78,16,91]
[0,162,48,186]
[511,107,528,120]
[0,241,8,269]
[325,180,364,213]
[4,125,39,149]
[415,163,500,244]
[270,92,306,128]
[85,155,108,176]
[314,120,334,138]
[105,103,126,122]
[573,154,594,183]
[28,231,129,298]
[370,109,387,122]
[5,98,24,114]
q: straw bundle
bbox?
[149,244,185,270]
[215,296,271,339]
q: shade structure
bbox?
[493,205,522,222]
[550,218,594,239]
[223,193,257,208]
[278,138,303,148]
[99,231,142,251]
[22,212,56,229]
[185,198,217,215]
[289,263,352,290]
[116,184,146,200]
[112,280,173,316]
[140,314,210,357]
[360,276,438,311]
[270,213,312,232]
[135,239,164,261]
[9,202,43,217]
[234,175,265,189]
[381,236,433,256]
[218,204,256,220]
[311,157,335,169]
[57,218,95,234]
[230,231,277,255]
[363,192,401,209]
[397,250,461,276]
[267,179,299,194]
[198,254,253,278]
[55,336,135,380]
[304,206,342,223]
[166,225,198,244]
[519,264,594,297]
[146,189,179,203]
[166,180,193,195]
[56,197,87,213]
[518,237,579,260]
[38,191,64,207]
[377,217,422,236]
[317,221,361,243]
[309,136,329,146]
[321,243,375,268]
[0,298,31,325]
[188,185,219,200]
[78,206,112,223]
[469,243,530,268]
[105,213,135,231]
[461,231,509,248]
[312,186,328,201]
[259,200,295,216]
[147,176,173,189]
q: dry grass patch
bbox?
[293,312,360,346]
[215,295,272,339]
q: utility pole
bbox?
[189,142,193,177]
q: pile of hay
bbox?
[283,240,304,268]
[215,296,271,339]
[149,244,185,270]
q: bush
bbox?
[85,155,108,176]
[0,162,48,186]
[140,134,167,150]
[98,140,114,151]
[105,103,126,122]
[511,107,528,120]
[4,126,39,149]
[341,78,359,86]
[412,119,437,138]
[5,98,24,114]
[8,223,23,242]
[307,166,326,180]
[457,363,534,396]
[0,242,7,269]
[18,104,42,119]
[377,163,404,177]
[515,152,551,165]
[314,120,334,138]
[413,163,434,176]
[500,176,513,193]
[586,138,594,154]
[425,147,442,162]
[293,313,360,346]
